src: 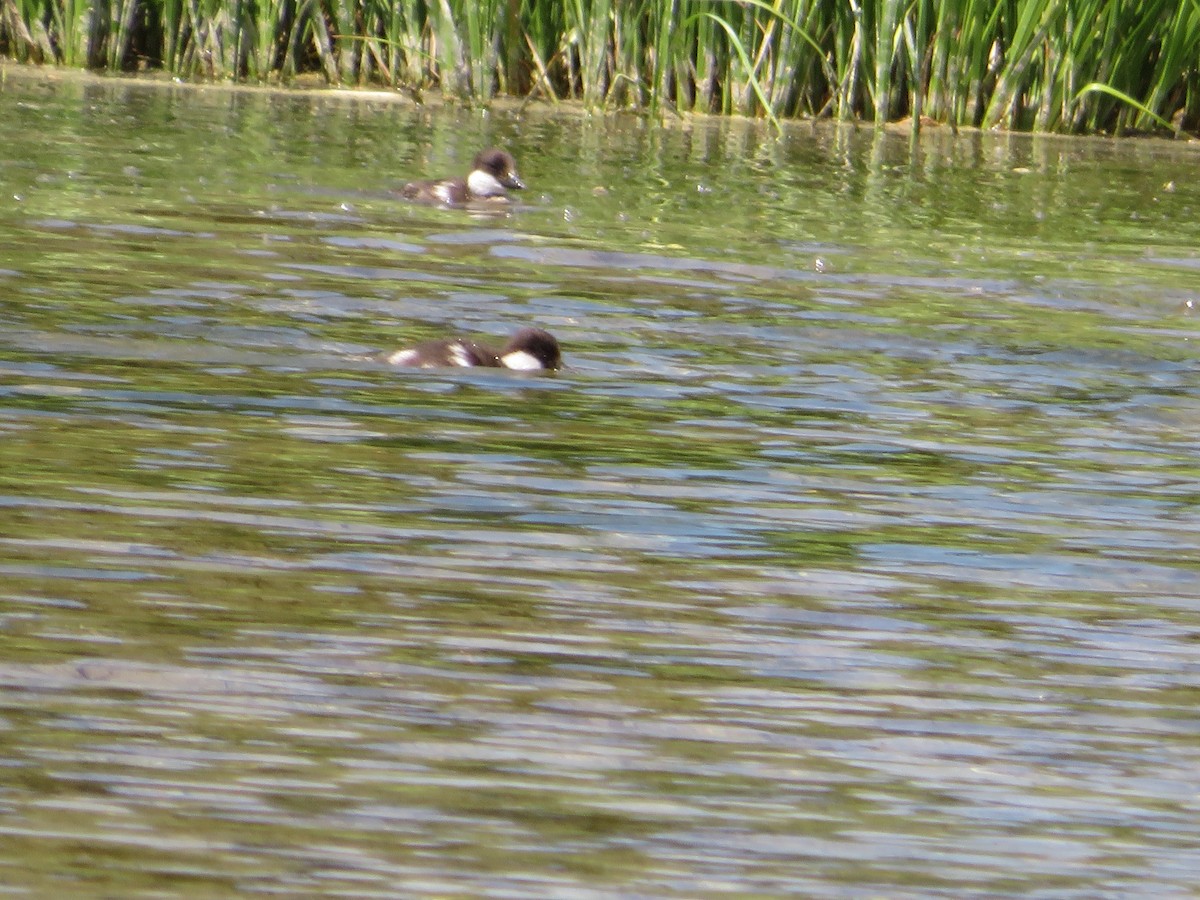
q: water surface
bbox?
[1,68,1199,897]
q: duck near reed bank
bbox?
[399,149,525,206]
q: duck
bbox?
[399,148,525,205]
[384,327,561,371]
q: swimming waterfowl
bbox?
[400,148,525,206]
[384,327,561,371]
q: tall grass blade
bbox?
[1075,81,1175,133]
[695,10,780,131]
[873,0,899,124]
[432,0,467,96]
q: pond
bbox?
[1,67,1199,896]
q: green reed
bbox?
[2,0,1196,134]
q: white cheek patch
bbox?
[386,349,420,366]
[449,342,474,367]
[467,169,506,198]
[501,350,543,371]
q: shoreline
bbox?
[3,58,1197,150]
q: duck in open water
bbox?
[384,327,561,372]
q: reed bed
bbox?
[2,0,1196,134]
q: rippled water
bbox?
[2,68,1200,896]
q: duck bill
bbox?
[502,173,525,190]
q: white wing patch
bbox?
[433,183,454,204]
[449,342,474,367]
[500,350,543,371]
[386,349,420,366]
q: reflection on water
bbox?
[1,70,1199,896]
